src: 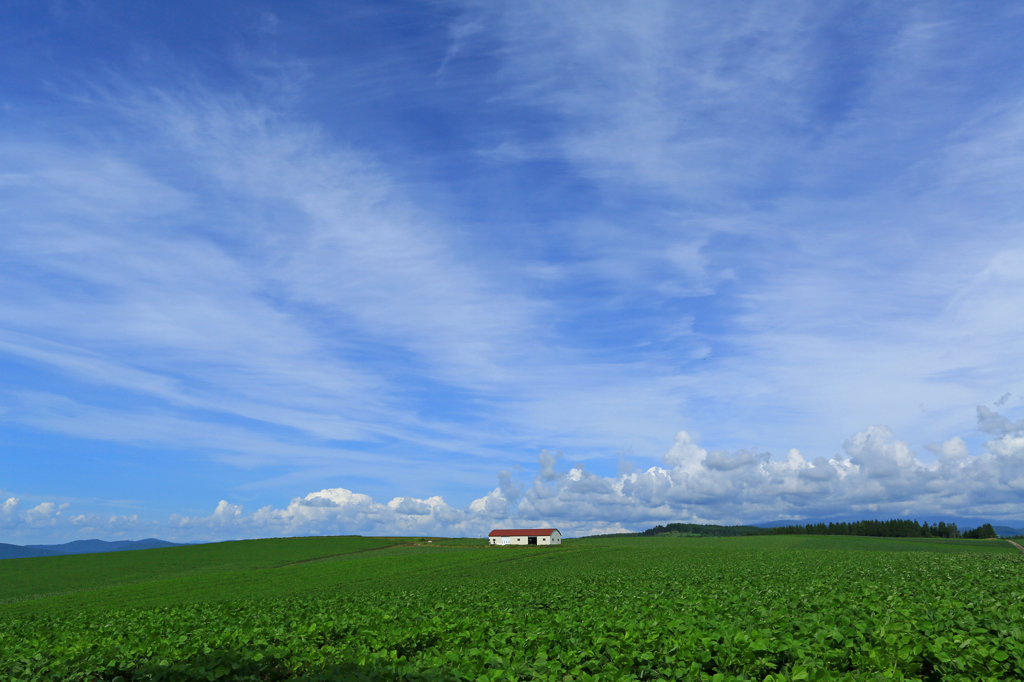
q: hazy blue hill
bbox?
[1,538,184,560]
[24,538,184,555]
[0,543,60,560]
[993,526,1024,537]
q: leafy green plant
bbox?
[2,536,1021,681]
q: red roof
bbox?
[488,528,559,537]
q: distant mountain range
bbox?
[0,538,184,560]
[993,526,1024,538]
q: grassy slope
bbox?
[727,534,1018,553]
[3,534,1023,681]
[1,536,561,616]
[0,535,404,609]
[0,534,1013,618]
[577,534,1017,554]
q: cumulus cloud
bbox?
[0,496,151,543]
[163,487,472,540]
[164,408,1024,540]
[6,4,1024,537]
[1,497,19,527]
[24,502,60,524]
[8,406,1024,543]
[468,487,513,520]
[470,414,1024,531]
[843,426,921,479]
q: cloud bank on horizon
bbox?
[4,406,1024,541]
[2,2,1024,543]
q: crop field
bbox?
[1,535,1021,682]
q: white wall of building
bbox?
[488,530,561,545]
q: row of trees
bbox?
[640,522,759,537]
[759,518,998,539]
[962,523,998,539]
[637,519,1002,540]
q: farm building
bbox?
[488,528,561,546]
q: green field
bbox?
[1,535,1021,681]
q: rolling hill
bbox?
[0,538,183,560]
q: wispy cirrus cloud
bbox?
[451,1,1024,453]
[3,3,1024,541]
[0,83,708,477]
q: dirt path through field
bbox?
[1006,540,1024,554]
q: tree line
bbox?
[639,522,760,537]
[757,519,998,539]
[638,519,1000,539]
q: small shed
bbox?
[488,528,561,546]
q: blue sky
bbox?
[3,1,1024,543]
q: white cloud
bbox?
[24,502,60,524]
[0,496,153,543]
[0,497,19,527]
[843,426,921,479]
[164,487,472,540]
[928,436,969,467]
[449,1,1024,458]
[139,407,1024,541]
[2,81,696,481]
[6,406,1024,544]
[491,413,1024,530]
[4,4,1024,537]
[468,488,512,520]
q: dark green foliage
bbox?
[762,519,1005,542]
[0,535,405,609]
[638,523,761,537]
[635,518,993,540]
[2,535,1022,681]
[760,518,963,539]
[962,523,998,540]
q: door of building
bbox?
[528,536,537,545]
